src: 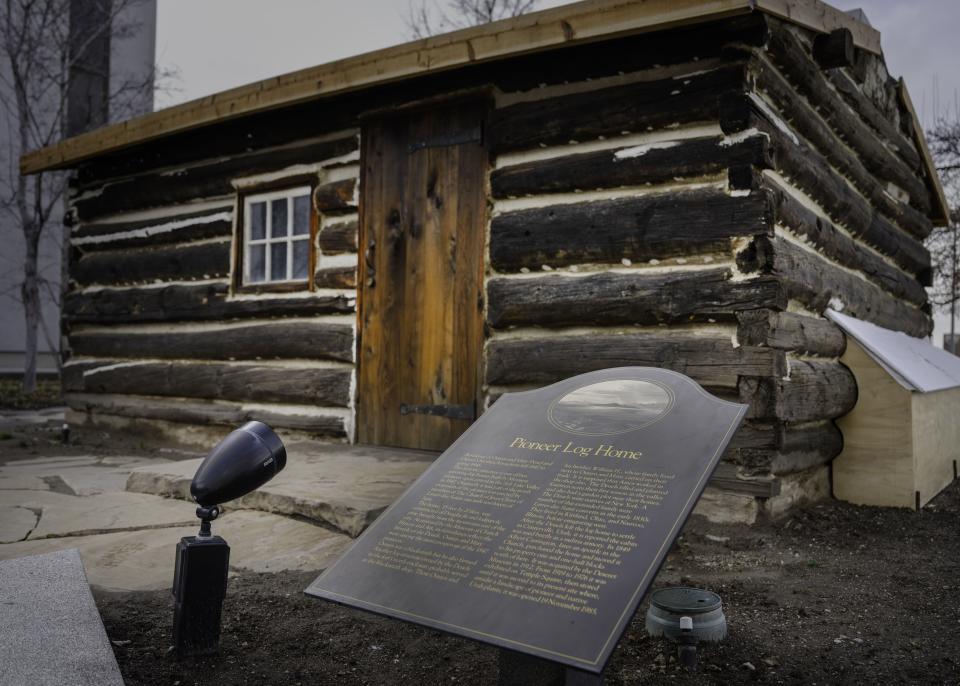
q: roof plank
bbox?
[21,0,880,175]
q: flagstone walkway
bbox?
[0,410,435,591]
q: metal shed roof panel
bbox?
[827,309,960,393]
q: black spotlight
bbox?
[172,421,286,657]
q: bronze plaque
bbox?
[306,367,747,673]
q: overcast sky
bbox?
[155,0,960,126]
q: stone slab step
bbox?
[126,441,438,536]
[1,489,197,540]
[0,510,353,592]
[0,549,124,685]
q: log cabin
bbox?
[22,0,949,522]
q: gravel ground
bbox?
[93,479,960,685]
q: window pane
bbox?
[270,199,288,238]
[270,242,288,280]
[292,239,309,279]
[249,202,266,240]
[293,195,310,236]
[248,244,266,282]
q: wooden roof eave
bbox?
[898,79,951,226]
[20,0,882,176]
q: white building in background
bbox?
[0,0,157,377]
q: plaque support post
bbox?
[497,649,604,686]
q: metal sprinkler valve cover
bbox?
[645,587,727,642]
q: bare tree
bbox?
[928,116,960,348]
[0,0,164,392]
[405,0,540,39]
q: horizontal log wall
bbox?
[64,15,774,459]
[64,16,937,505]
[485,45,790,494]
[482,14,936,499]
[65,130,361,438]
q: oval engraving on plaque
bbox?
[547,379,673,436]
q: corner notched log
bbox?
[318,220,358,254]
[64,282,355,324]
[737,235,931,337]
[739,360,856,422]
[763,24,929,212]
[825,67,920,172]
[738,51,932,240]
[314,178,357,214]
[485,333,785,389]
[726,419,843,475]
[812,29,855,70]
[313,265,357,289]
[737,310,845,357]
[69,320,355,363]
[767,181,928,306]
[486,268,786,328]
[490,187,771,271]
[729,110,931,280]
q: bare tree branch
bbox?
[405,0,540,39]
[0,0,170,390]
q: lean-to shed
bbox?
[23,0,948,521]
[828,310,960,510]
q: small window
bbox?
[242,186,313,286]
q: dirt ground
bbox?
[91,476,960,685]
[5,417,958,684]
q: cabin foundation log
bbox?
[65,393,347,436]
[68,360,352,407]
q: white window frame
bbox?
[242,186,312,285]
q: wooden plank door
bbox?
[357,99,489,451]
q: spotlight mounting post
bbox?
[172,421,286,657]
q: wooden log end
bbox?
[813,29,856,70]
